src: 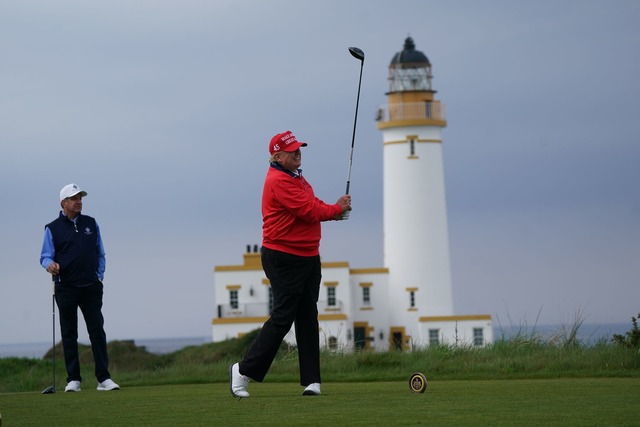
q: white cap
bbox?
[60,183,87,201]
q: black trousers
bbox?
[54,281,111,383]
[239,247,321,386]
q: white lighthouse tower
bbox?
[378,37,458,346]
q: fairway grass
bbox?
[1,378,638,426]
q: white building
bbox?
[212,38,493,351]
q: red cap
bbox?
[269,131,308,155]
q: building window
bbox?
[327,287,336,307]
[473,328,484,346]
[429,329,440,346]
[229,290,238,309]
[362,287,370,306]
[410,138,415,156]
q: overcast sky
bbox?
[1,0,639,345]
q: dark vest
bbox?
[46,212,99,287]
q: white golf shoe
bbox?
[64,380,81,392]
[303,383,321,396]
[97,378,120,391]
[229,363,250,398]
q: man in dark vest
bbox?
[40,183,119,392]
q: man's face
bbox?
[62,195,83,217]
[277,148,302,172]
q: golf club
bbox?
[345,46,365,195]
[42,280,56,394]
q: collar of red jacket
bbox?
[270,161,302,178]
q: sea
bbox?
[0,336,212,359]
[0,322,632,359]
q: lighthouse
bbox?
[377,37,487,347]
[378,37,453,322]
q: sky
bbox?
[1,0,639,345]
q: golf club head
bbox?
[42,386,56,394]
[348,47,365,61]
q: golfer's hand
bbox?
[334,195,351,220]
[46,262,60,275]
[336,194,351,211]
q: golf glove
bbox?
[341,210,350,220]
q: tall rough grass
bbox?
[1,315,639,394]
[612,312,640,349]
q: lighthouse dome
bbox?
[390,37,430,66]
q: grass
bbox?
[1,327,640,394]
[1,337,638,394]
[2,379,639,426]
[1,321,640,425]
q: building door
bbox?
[354,326,366,350]
[392,331,403,351]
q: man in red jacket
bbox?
[230,131,351,398]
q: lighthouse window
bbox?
[409,139,415,156]
[409,291,415,308]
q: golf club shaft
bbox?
[346,59,364,195]
[52,281,55,390]
[43,280,56,394]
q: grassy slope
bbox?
[1,328,639,394]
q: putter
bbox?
[345,46,365,195]
[42,280,56,394]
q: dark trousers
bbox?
[54,281,111,383]
[239,247,321,386]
